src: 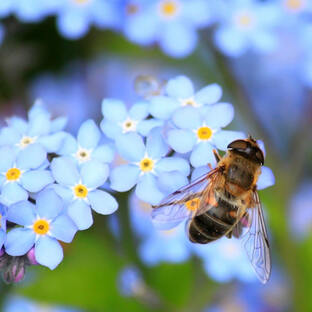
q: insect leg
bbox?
[213,149,221,163]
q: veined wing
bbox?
[241,191,271,284]
[151,168,222,230]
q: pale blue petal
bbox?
[77,119,101,150]
[0,183,28,206]
[214,27,248,58]
[165,76,194,99]
[137,119,164,136]
[101,98,127,122]
[251,30,277,53]
[27,114,50,137]
[167,129,196,153]
[129,101,149,121]
[0,127,20,146]
[35,236,63,270]
[204,103,234,129]
[191,166,210,181]
[51,157,79,186]
[5,228,35,256]
[100,119,122,140]
[146,128,168,159]
[135,174,164,205]
[257,166,275,190]
[88,190,118,215]
[212,130,246,151]
[156,157,190,176]
[160,22,197,58]
[50,214,77,243]
[21,170,54,193]
[195,83,223,105]
[92,144,115,163]
[16,143,46,170]
[57,11,89,39]
[172,106,201,129]
[110,165,140,192]
[116,132,145,162]
[36,189,63,220]
[49,184,73,203]
[0,146,15,172]
[81,161,109,188]
[157,171,189,194]
[7,200,36,226]
[57,133,77,155]
[149,96,179,120]
[50,116,68,132]
[38,132,67,153]
[67,200,93,230]
[190,142,216,168]
[7,117,28,134]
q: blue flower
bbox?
[110,129,190,205]
[0,100,67,154]
[123,0,215,57]
[129,193,191,265]
[118,266,145,297]
[149,75,223,120]
[281,0,312,15]
[0,145,53,206]
[100,98,163,139]
[213,0,280,57]
[59,119,115,165]
[55,0,120,39]
[51,157,118,230]
[193,236,256,283]
[0,205,7,250]
[5,189,77,270]
[167,105,245,167]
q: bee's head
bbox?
[227,138,264,165]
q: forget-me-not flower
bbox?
[5,189,77,270]
[0,145,53,205]
[0,205,6,250]
[101,98,163,139]
[51,157,118,230]
[110,128,190,205]
[149,75,223,120]
[59,119,115,165]
[167,105,245,167]
[0,101,67,154]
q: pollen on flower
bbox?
[185,198,200,211]
[33,219,50,235]
[18,136,36,148]
[284,0,304,11]
[197,126,213,140]
[76,148,91,163]
[139,158,154,172]
[74,184,88,198]
[235,11,254,28]
[181,97,199,107]
[159,0,179,18]
[5,168,21,181]
[121,118,138,133]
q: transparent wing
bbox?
[241,191,271,284]
[151,168,221,230]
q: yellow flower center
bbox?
[235,12,254,29]
[6,168,21,181]
[197,126,213,140]
[76,148,91,163]
[284,0,304,11]
[159,0,179,18]
[72,0,91,5]
[74,184,88,198]
[122,118,138,133]
[139,158,154,172]
[126,3,140,15]
[33,219,50,235]
[185,198,200,211]
[181,98,199,107]
[19,136,36,148]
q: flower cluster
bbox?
[1,0,312,62]
[0,101,118,282]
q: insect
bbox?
[151,136,271,284]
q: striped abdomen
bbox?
[188,194,239,244]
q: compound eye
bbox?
[227,139,248,150]
[255,150,264,165]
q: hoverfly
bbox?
[152,137,271,283]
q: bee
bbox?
[152,136,271,284]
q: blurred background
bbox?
[0,0,312,311]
